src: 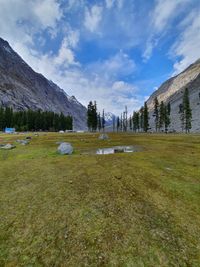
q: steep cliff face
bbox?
[0,37,87,130]
[147,60,200,132]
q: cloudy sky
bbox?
[0,0,200,115]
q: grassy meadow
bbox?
[1,132,200,266]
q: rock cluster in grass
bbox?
[57,142,73,155]
[0,144,16,150]
[99,133,109,140]
[16,140,29,145]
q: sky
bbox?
[0,0,200,115]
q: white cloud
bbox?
[171,10,200,74]
[0,0,62,48]
[54,38,79,66]
[84,5,103,32]
[33,0,62,29]
[87,51,135,80]
[105,0,124,9]
[152,0,188,32]
[143,0,190,60]
[143,37,159,61]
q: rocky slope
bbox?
[0,37,87,130]
[147,59,200,132]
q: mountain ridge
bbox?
[147,59,200,132]
[0,37,87,130]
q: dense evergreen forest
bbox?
[0,107,73,131]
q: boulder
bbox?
[57,142,73,155]
[99,133,109,140]
[0,144,16,150]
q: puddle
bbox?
[96,146,137,155]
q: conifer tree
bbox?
[140,107,144,131]
[112,115,116,132]
[133,111,140,132]
[129,115,132,131]
[87,101,93,131]
[97,113,102,132]
[153,97,159,132]
[183,88,192,133]
[164,102,171,133]
[93,101,98,131]
[102,109,105,132]
[116,116,120,132]
[159,101,165,131]
[143,102,149,132]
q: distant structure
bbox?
[5,128,15,134]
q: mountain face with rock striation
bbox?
[0,37,87,130]
[147,59,200,132]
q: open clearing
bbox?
[1,132,200,266]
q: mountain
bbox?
[104,112,116,125]
[0,37,87,130]
[147,59,200,132]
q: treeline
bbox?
[0,107,73,131]
[87,101,105,132]
[114,102,150,132]
[87,87,192,133]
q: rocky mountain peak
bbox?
[0,37,87,130]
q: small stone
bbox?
[99,133,109,140]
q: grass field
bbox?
[1,132,200,266]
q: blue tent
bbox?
[5,128,15,134]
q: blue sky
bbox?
[0,0,200,115]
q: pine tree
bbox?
[133,111,140,132]
[129,115,132,131]
[112,115,116,132]
[143,102,149,132]
[116,116,120,132]
[87,101,93,131]
[93,101,98,131]
[159,101,165,131]
[183,88,192,133]
[97,113,102,132]
[140,107,144,132]
[164,102,171,133]
[102,109,105,132]
[153,97,159,132]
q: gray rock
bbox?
[57,142,73,155]
[99,133,109,140]
[0,143,16,150]
[16,139,29,145]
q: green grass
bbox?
[1,132,200,266]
